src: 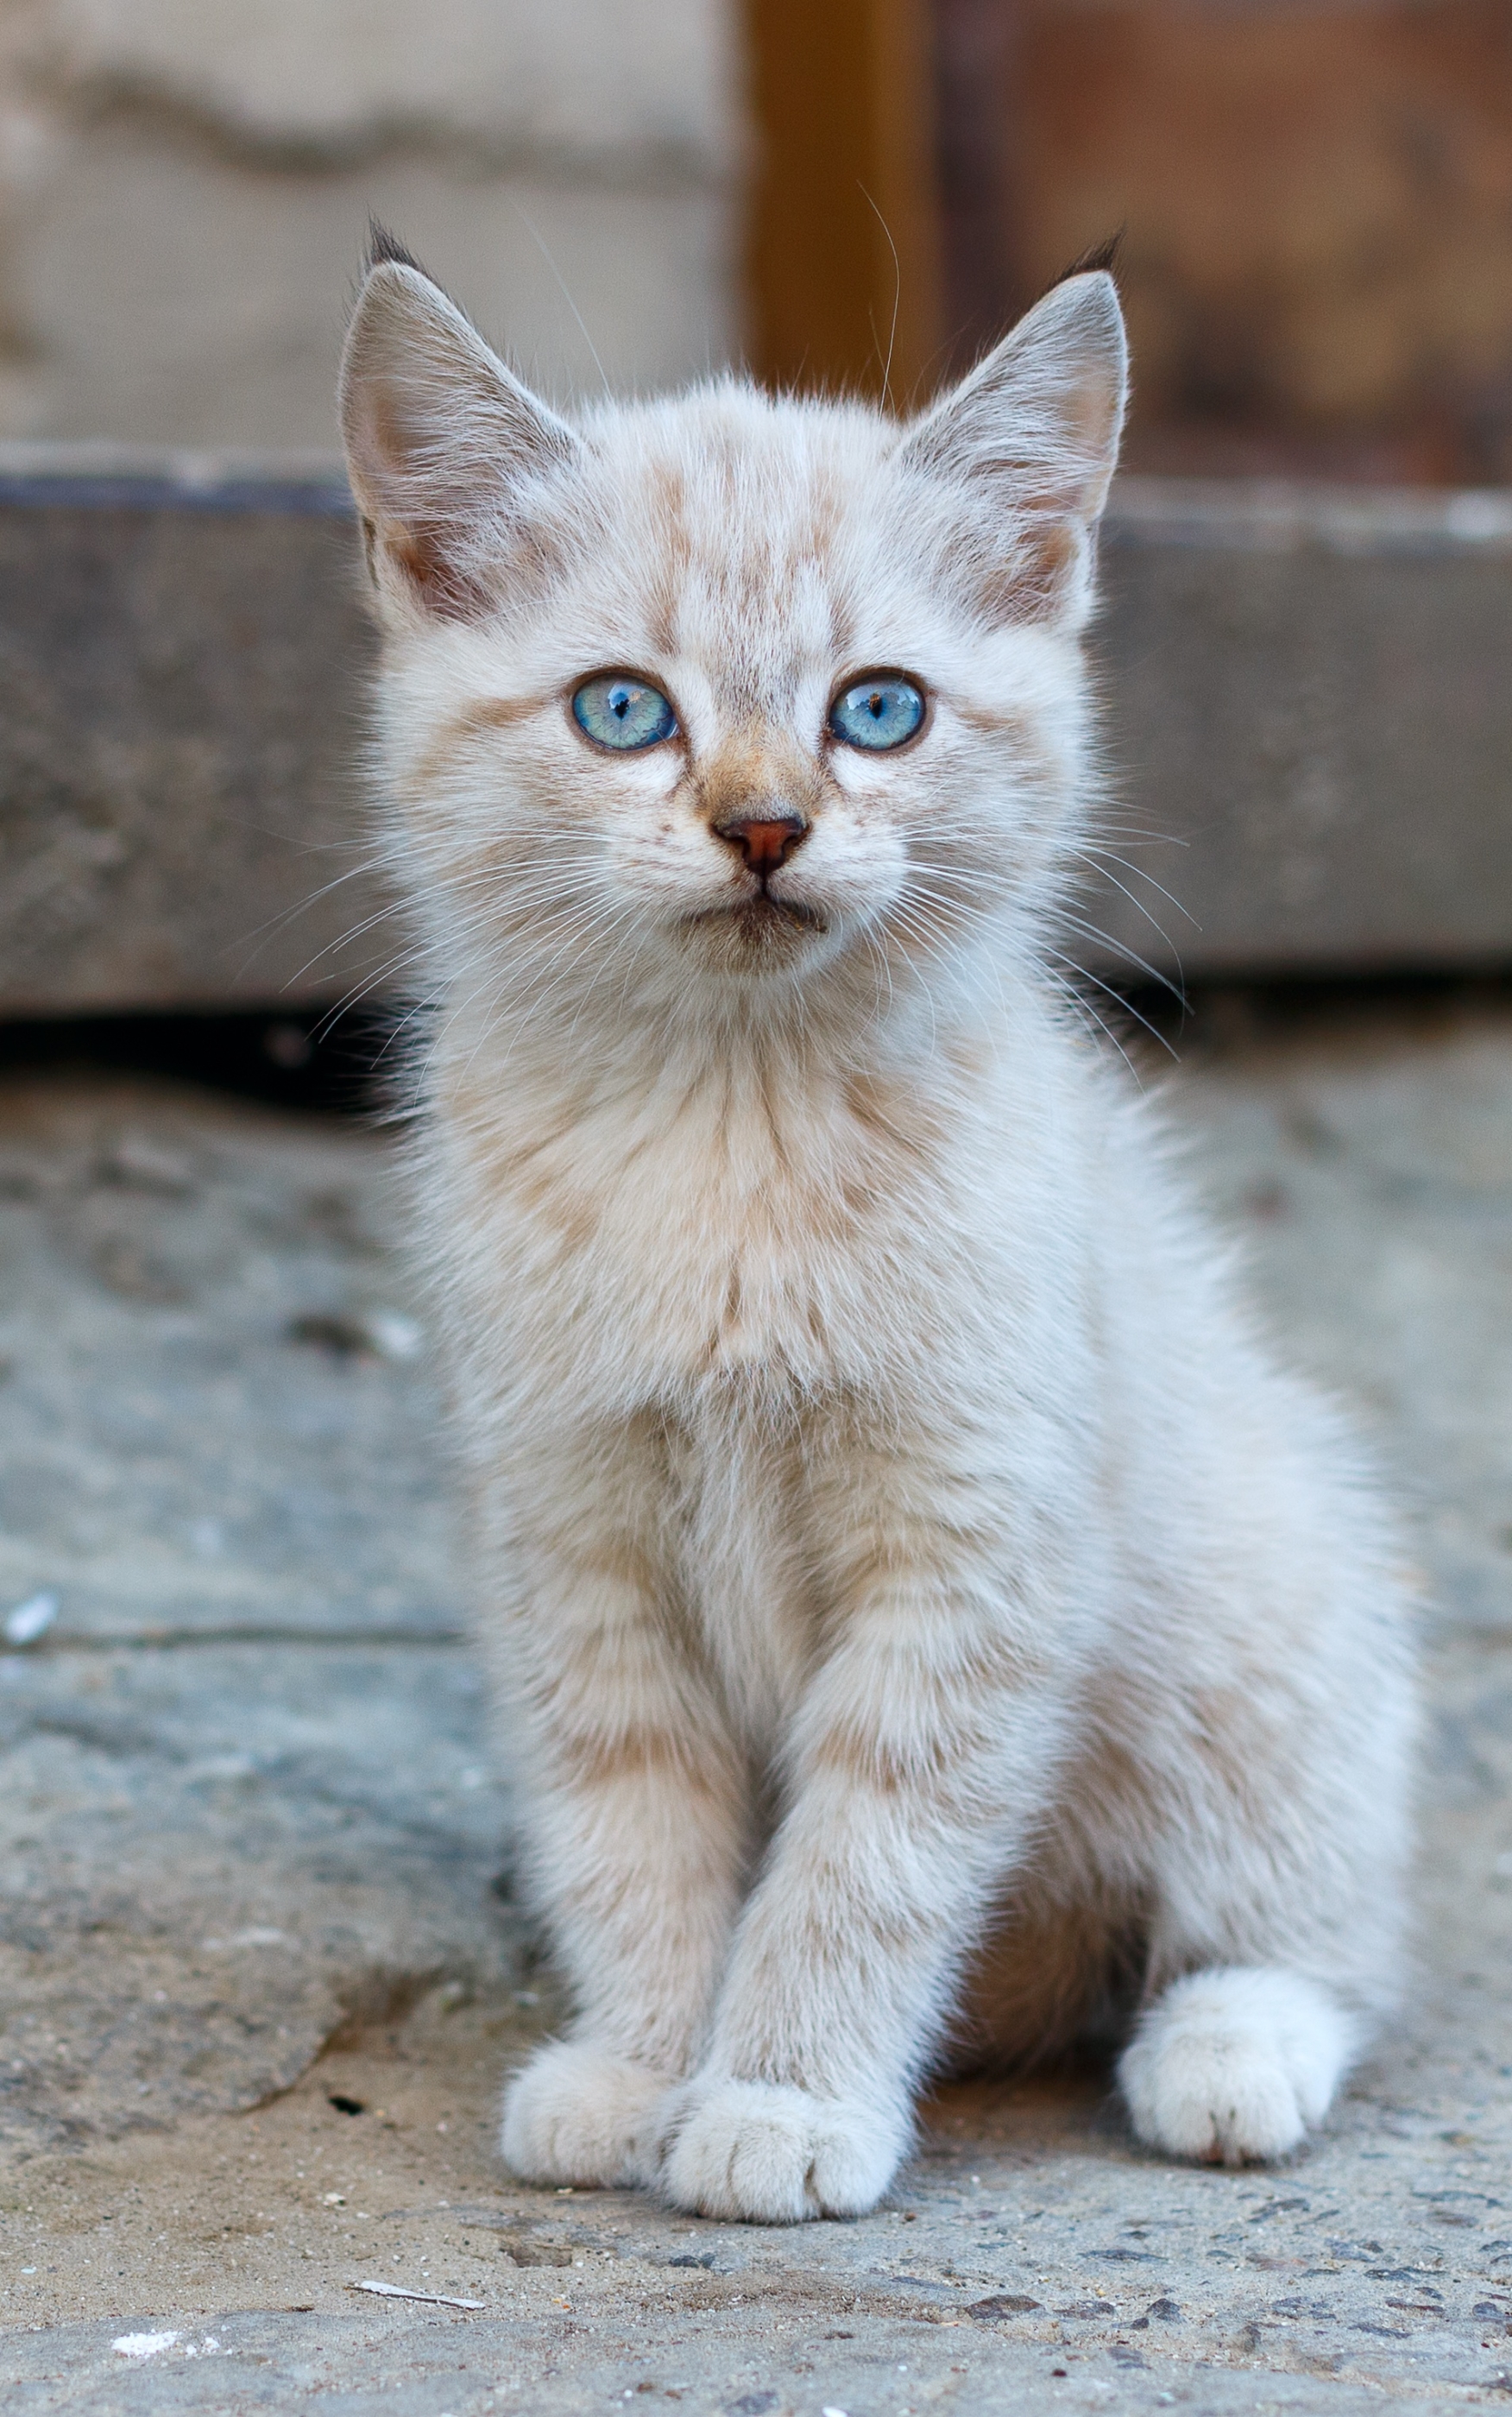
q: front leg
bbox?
[662,1531,1074,2220]
[489,1447,749,2188]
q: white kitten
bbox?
[338,233,1415,2221]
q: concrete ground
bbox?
[0,993,1509,2414]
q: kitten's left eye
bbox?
[828,673,925,752]
[572,673,678,751]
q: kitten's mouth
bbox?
[684,893,828,938]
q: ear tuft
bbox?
[1054,229,1124,285]
[365,218,426,277]
[901,269,1128,626]
[338,249,579,624]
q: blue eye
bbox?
[828,674,925,752]
[572,673,677,751]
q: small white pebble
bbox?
[113,2332,180,2360]
[366,1309,424,1361]
[3,1593,57,1647]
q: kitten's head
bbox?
[339,236,1125,1038]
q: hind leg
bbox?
[954,1880,1360,2163]
[1013,1629,1408,2161]
[1118,1966,1358,2165]
[1106,1671,1407,2164]
[1109,1782,1393,2167]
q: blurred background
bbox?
[754,0,1512,484]
[3,0,1510,476]
[1,0,1510,1068]
[0,0,740,440]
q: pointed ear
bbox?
[338,249,580,622]
[900,270,1127,625]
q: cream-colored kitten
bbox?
[338,234,1414,2223]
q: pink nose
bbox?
[714,814,809,874]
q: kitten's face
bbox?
[341,253,1126,1022]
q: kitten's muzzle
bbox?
[712,811,810,876]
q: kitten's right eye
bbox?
[571,674,678,751]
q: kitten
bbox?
[338,234,1415,2223]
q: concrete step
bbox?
[1093,480,1512,985]
[2,448,1509,1015]
[0,448,380,1020]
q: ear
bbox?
[338,239,580,622]
[900,270,1128,625]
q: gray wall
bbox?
[0,1,744,445]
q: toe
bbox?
[660,2079,902,2222]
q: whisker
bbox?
[859,184,903,411]
[1043,968,1142,1082]
[1043,949,1177,1063]
[1049,909,1187,1008]
[511,201,610,398]
[1068,844,1198,926]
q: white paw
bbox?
[659,2078,905,2223]
[1118,1967,1358,2167]
[501,2041,671,2189]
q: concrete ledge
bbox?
[2,451,1509,1015]
[1090,476,1512,981]
[0,446,380,1019]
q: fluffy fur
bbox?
[338,244,1415,2223]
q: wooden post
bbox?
[742,0,948,407]
[930,0,1022,370]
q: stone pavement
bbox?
[0,994,1509,2413]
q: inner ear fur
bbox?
[901,270,1128,625]
[338,251,579,622]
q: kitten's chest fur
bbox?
[438,1035,976,1402]
[660,1402,822,1737]
[433,1032,1011,1736]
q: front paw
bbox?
[501,2040,671,2189]
[659,2077,906,2223]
